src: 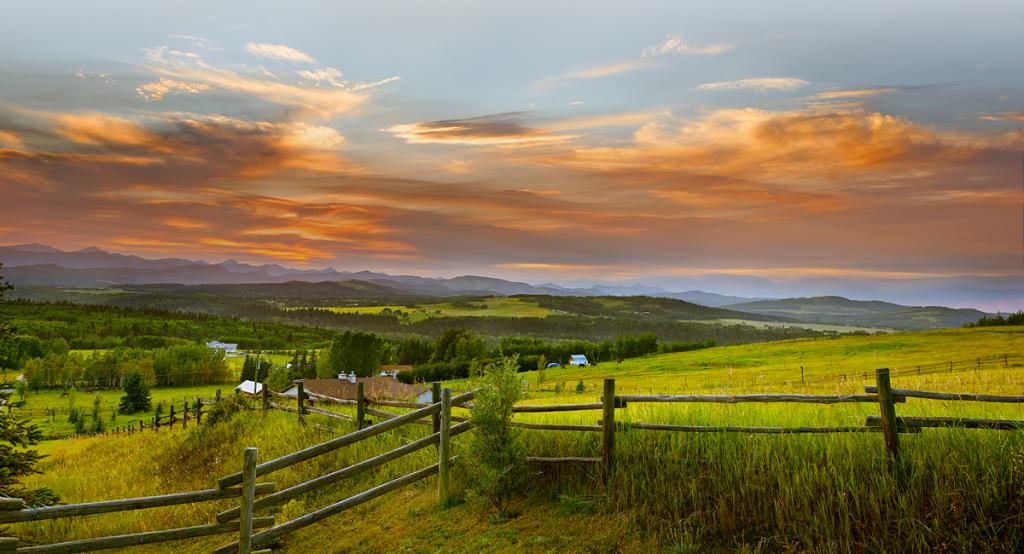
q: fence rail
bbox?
[211,382,477,552]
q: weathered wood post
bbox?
[875,368,902,483]
[601,378,616,486]
[169,405,175,429]
[431,382,441,434]
[183,401,189,429]
[356,382,366,429]
[197,397,203,424]
[438,387,452,507]
[296,381,306,425]
[238,447,258,554]
[261,386,269,413]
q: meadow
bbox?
[2,351,295,437]
[10,325,1024,552]
[294,297,553,323]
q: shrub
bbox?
[465,356,528,517]
[204,394,252,426]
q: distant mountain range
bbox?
[0,244,993,329]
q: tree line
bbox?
[20,344,231,390]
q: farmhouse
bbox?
[206,340,238,354]
[283,375,432,404]
[568,354,589,366]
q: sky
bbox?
[0,1,1022,308]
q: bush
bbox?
[465,356,528,517]
[204,394,252,426]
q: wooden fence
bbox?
[2,368,1020,552]
[208,383,476,553]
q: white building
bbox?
[206,341,238,354]
[235,380,263,396]
[568,354,589,366]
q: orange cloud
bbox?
[50,112,166,151]
[541,107,1008,185]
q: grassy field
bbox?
[6,350,300,437]
[528,325,1024,395]
[10,325,1024,552]
[296,297,553,323]
[11,384,228,437]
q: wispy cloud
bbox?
[245,42,316,64]
[136,78,211,101]
[809,87,901,100]
[169,34,212,49]
[384,113,576,147]
[545,32,735,85]
[148,61,367,117]
[562,60,651,80]
[978,111,1024,122]
[641,33,737,58]
[697,77,809,91]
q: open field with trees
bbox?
[8,325,1023,552]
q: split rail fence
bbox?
[2,367,1021,552]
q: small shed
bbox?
[568,354,589,366]
[235,380,263,396]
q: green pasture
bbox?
[523,325,1023,395]
[297,296,553,323]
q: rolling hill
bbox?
[726,295,987,330]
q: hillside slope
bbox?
[726,295,987,330]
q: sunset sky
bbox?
[1,1,1022,307]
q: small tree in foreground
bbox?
[0,265,57,505]
[118,372,151,414]
[465,356,528,518]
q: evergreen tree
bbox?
[118,372,152,414]
[305,350,318,379]
[240,354,255,382]
[0,265,58,503]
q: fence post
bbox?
[438,387,452,507]
[169,405,175,428]
[296,381,306,425]
[197,397,203,424]
[262,386,269,413]
[601,378,616,487]
[183,401,189,429]
[238,447,258,554]
[431,382,441,434]
[356,382,366,429]
[216,389,222,403]
[874,368,902,484]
